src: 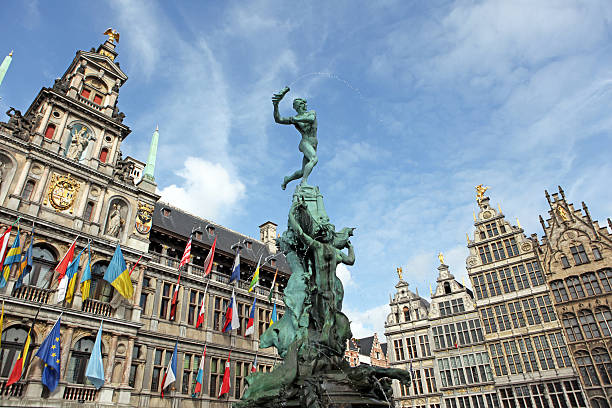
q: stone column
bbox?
[37,103,53,135]
[99,334,119,403]
[132,266,145,322]
[141,347,154,391]
[92,188,106,224]
[117,336,136,404]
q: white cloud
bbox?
[336,264,355,288]
[158,157,246,223]
[344,303,390,340]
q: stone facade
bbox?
[0,36,288,407]
[535,187,612,407]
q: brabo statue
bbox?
[237,89,411,408]
[273,87,318,190]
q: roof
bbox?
[152,201,290,274]
[381,343,387,356]
[357,336,375,356]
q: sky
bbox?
[1,0,612,339]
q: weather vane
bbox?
[103,28,120,44]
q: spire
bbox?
[142,126,159,182]
[0,50,13,89]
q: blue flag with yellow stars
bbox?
[35,315,61,391]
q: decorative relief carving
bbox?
[135,202,154,235]
[44,173,80,213]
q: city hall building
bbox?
[0,35,288,407]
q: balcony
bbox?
[0,379,24,397]
[82,298,113,317]
[63,385,97,401]
[13,285,53,304]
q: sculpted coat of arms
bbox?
[135,202,154,235]
[45,174,80,213]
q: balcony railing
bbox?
[63,385,97,401]
[82,298,113,317]
[77,95,102,111]
[13,285,53,304]
[0,379,24,397]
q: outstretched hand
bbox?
[272,86,290,104]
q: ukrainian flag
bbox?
[103,244,133,300]
[15,227,33,289]
[270,303,277,327]
[65,248,85,303]
[80,242,92,302]
[0,231,20,288]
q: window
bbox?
[90,262,114,302]
[547,382,569,408]
[564,380,586,407]
[424,367,436,392]
[187,289,204,326]
[498,267,515,293]
[0,326,31,378]
[403,306,411,322]
[576,351,600,386]
[21,180,35,200]
[480,307,497,334]
[93,94,103,105]
[531,384,550,408]
[548,332,571,368]
[489,343,507,376]
[451,298,464,313]
[67,337,96,384]
[99,148,108,163]
[393,339,405,361]
[432,326,445,350]
[502,340,522,374]
[478,245,493,264]
[526,261,545,286]
[456,321,469,346]
[472,274,487,299]
[258,308,271,337]
[81,88,91,98]
[412,368,423,395]
[592,348,612,385]
[236,302,250,336]
[582,272,602,296]
[485,222,499,237]
[499,387,514,408]
[83,201,94,221]
[595,306,612,337]
[235,361,250,399]
[571,244,589,265]
[24,244,57,288]
[562,313,583,342]
[438,358,452,387]
[591,398,610,408]
[439,301,451,316]
[182,353,198,394]
[561,255,571,268]
[494,304,511,331]
[566,276,585,299]
[518,338,538,373]
[491,241,506,261]
[533,335,555,370]
[159,282,174,320]
[405,337,417,359]
[213,296,229,332]
[511,264,530,290]
[485,271,501,296]
[598,269,612,292]
[128,364,138,388]
[209,357,225,396]
[468,319,484,343]
[578,310,601,338]
[444,282,451,294]
[508,300,526,328]
[551,280,569,302]
[44,123,56,139]
[536,295,556,322]
[151,349,167,391]
[503,238,519,257]
[139,293,148,312]
[592,247,602,260]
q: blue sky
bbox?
[1,0,612,338]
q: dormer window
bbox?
[81,88,91,99]
[207,226,215,235]
[270,259,276,267]
[162,208,171,217]
[444,282,451,294]
[194,231,203,241]
[245,240,252,250]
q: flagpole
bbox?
[20,300,45,377]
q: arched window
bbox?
[591,398,610,408]
[83,201,95,222]
[576,350,600,386]
[550,280,569,302]
[566,276,585,300]
[595,306,612,337]
[581,272,602,296]
[598,268,612,292]
[24,244,57,288]
[0,326,32,377]
[44,124,56,139]
[592,348,612,385]
[91,262,113,303]
[21,180,36,200]
[444,282,451,294]
[403,306,411,322]
[562,312,583,342]
[99,148,108,163]
[66,337,97,384]
[578,310,601,339]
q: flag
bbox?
[245,297,256,337]
[169,276,180,321]
[251,354,258,373]
[85,322,105,389]
[0,226,13,268]
[270,303,277,326]
[179,238,192,270]
[103,244,134,300]
[15,226,34,289]
[0,229,21,288]
[229,252,240,283]
[60,248,85,303]
[196,287,208,328]
[6,315,36,386]
[161,341,178,398]
[222,288,239,332]
[191,345,206,397]
[34,315,61,391]
[454,335,459,349]
[203,237,217,276]
[129,254,143,276]
[268,267,278,302]
[248,254,262,292]
[80,242,92,301]
[56,237,77,281]
[218,351,231,398]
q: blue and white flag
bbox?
[229,252,240,283]
[161,341,178,398]
[85,322,105,389]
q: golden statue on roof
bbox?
[103,28,120,43]
[438,252,444,264]
[396,267,403,281]
[475,184,489,202]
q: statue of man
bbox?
[272,87,318,190]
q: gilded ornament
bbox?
[557,205,569,221]
[103,28,120,44]
[135,202,154,235]
[396,267,403,281]
[44,173,80,213]
[438,252,444,264]
[475,184,488,202]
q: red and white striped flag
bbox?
[179,238,192,270]
[203,237,217,276]
[0,226,13,267]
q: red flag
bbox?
[169,276,180,321]
[218,351,231,398]
[129,254,143,276]
[196,291,206,328]
[0,226,13,267]
[56,238,77,281]
[6,327,32,386]
[203,237,217,276]
[179,238,192,270]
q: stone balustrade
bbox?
[63,384,97,401]
[82,298,113,317]
[13,285,53,304]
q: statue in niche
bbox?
[106,203,125,237]
[272,87,318,190]
[0,161,6,190]
[67,124,95,161]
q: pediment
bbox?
[81,52,127,81]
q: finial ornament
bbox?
[8,50,13,57]
[475,184,489,203]
[516,218,522,229]
[396,267,403,281]
[103,28,120,44]
[438,252,444,264]
[557,205,569,221]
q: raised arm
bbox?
[337,242,355,266]
[272,87,293,125]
